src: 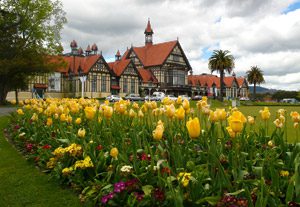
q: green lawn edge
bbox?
[0,116,82,207]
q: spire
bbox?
[144,18,153,46]
[86,45,91,56]
[91,43,98,54]
[144,18,153,34]
[70,40,78,55]
[115,49,121,61]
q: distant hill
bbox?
[249,86,277,94]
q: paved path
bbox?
[0,107,16,116]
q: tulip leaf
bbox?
[142,185,153,196]
[225,189,245,196]
[57,138,70,144]
[195,196,220,205]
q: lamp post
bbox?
[79,70,87,98]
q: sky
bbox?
[60,0,300,91]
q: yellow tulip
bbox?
[17,109,24,115]
[138,110,144,118]
[84,106,96,120]
[294,122,298,128]
[46,118,53,126]
[290,111,300,122]
[129,109,137,118]
[31,113,38,121]
[103,106,113,119]
[132,102,139,109]
[60,113,67,122]
[209,110,218,122]
[229,118,243,133]
[216,108,227,121]
[247,116,255,125]
[260,107,271,120]
[175,106,185,120]
[165,104,175,118]
[110,147,119,158]
[176,96,182,105]
[182,99,190,111]
[153,120,164,141]
[10,100,16,105]
[226,126,236,138]
[78,128,86,138]
[186,117,201,139]
[273,119,283,128]
[75,117,82,125]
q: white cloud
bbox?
[61,0,300,90]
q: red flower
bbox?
[161,167,171,175]
[42,144,51,149]
[96,145,103,151]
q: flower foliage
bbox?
[8,97,300,206]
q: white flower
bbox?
[120,165,133,173]
[19,132,26,137]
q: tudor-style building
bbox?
[5,20,249,101]
[188,73,249,99]
[123,20,192,96]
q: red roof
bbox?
[145,19,153,34]
[236,77,246,87]
[57,55,102,75]
[132,40,177,67]
[138,68,158,83]
[107,59,131,76]
[223,76,235,87]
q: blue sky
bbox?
[283,1,300,14]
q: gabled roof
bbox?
[236,77,248,88]
[138,68,158,83]
[65,55,102,75]
[130,40,178,67]
[107,59,131,76]
[223,76,237,87]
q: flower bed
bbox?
[8,97,300,206]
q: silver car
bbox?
[106,95,121,102]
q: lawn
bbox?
[0,116,82,207]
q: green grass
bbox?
[239,105,300,142]
[0,116,82,207]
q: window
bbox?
[92,75,97,92]
[123,78,128,93]
[173,55,179,62]
[101,75,106,92]
[131,78,135,93]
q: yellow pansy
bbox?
[110,147,119,158]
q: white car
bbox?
[179,95,191,101]
[165,95,177,101]
[106,95,121,102]
[240,97,250,101]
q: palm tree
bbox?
[246,66,265,99]
[208,50,235,101]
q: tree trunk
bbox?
[0,84,9,105]
[253,82,256,100]
[219,70,224,102]
[15,89,19,105]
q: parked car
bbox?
[165,94,177,101]
[192,95,202,100]
[124,94,144,101]
[106,95,121,102]
[239,97,250,101]
[179,95,191,101]
[144,95,157,101]
[152,92,166,101]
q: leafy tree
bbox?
[208,50,235,101]
[272,90,299,102]
[0,0,66,104]
[246,66,265,99]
